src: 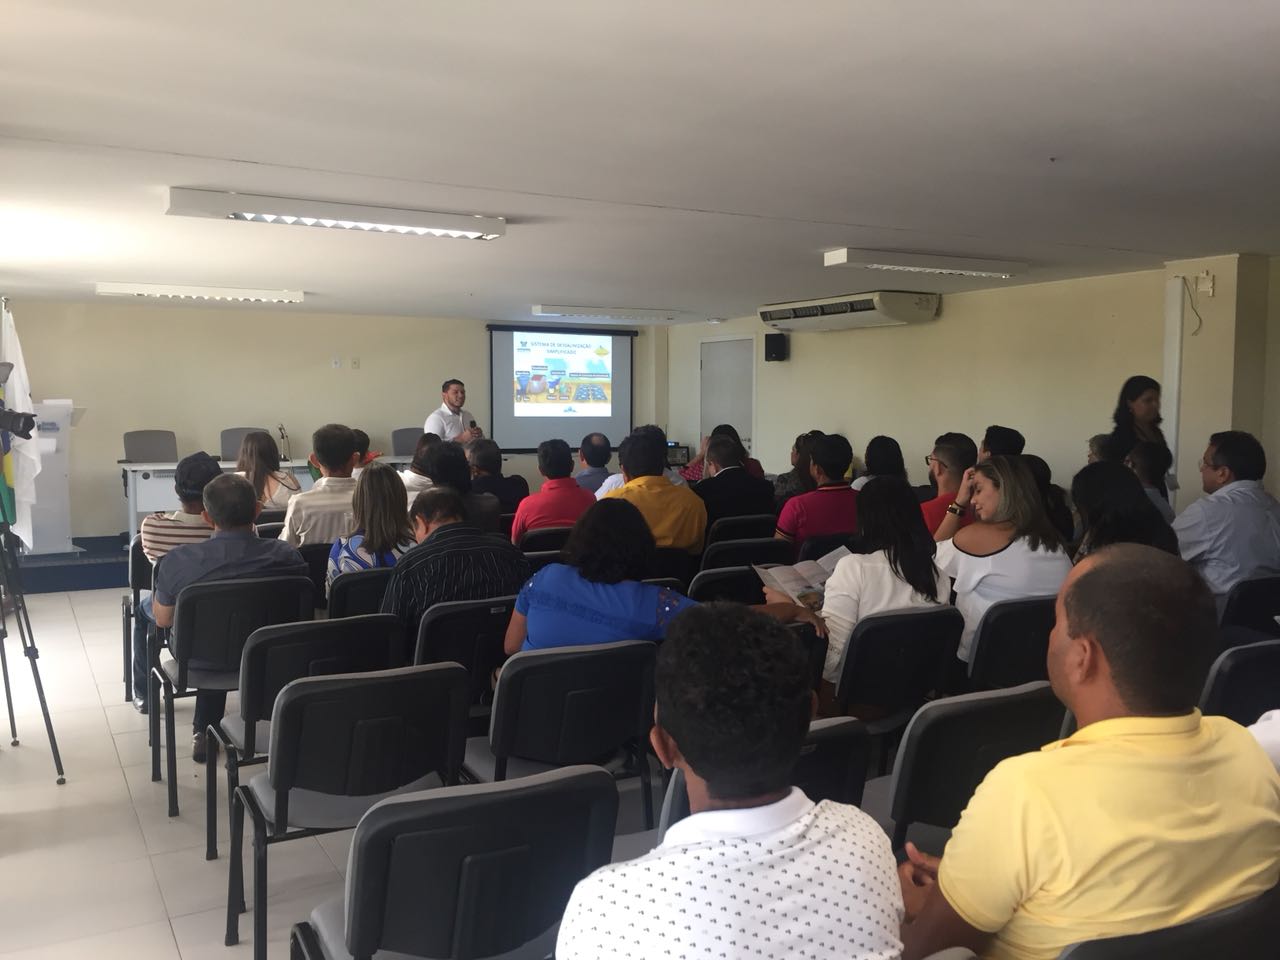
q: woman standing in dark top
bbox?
[1105,375,1170,496]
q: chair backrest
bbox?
[123,429,178,463]
[888,682,1064,843]
[1199,638,1280,726]
[237,614,405,756]
[687,565,764,604]
[498,512,516,541]
[268,664,469,823]
[255,521,285,540]
[170,576,315,689]
[1220,575,1280,636]
[701,537,794,571]
[834,606,964,714]
[966,596,1057,690]
[489,641,655,776]
[391,427,421,457]
[415,596,518,705]
[256,508,286,525]
[328,568,395,620]
[298,542,334,608]
[641,577,685,592]
[522,550,562,574]
[344,767,619,960]
[127,535,151,594]
[220,426,269,462]
[706,513,778,545]
[797,533,858,562]
[648,548,699,590]
[788,621,829,692]
[516,526,574,552]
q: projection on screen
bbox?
[512,332,613,418]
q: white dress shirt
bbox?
[278,476,357,547]
[423,403,475,441]
[1173,480,1280,599]
[556,787,902,960]
[1250,710,1280,771]
[399,469,434,508]
[594,467,686,500]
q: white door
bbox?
[699,338,755,453]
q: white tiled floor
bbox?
[0,589,345,960]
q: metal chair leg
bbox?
[149,667,162,781]
[226,787,246,946]
[639,745,655,830]
[121,598,132,703]
[205,724,221,859]
[253,806,269,960]
[163,677,178,817]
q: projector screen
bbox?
[488,325,636,451]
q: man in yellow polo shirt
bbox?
[900,543,1280,960]
[604,426,706,554]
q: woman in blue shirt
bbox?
[326,460,414,593]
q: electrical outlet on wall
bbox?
[351,357,360,370]
[1196,271,1215,297]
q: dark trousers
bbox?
[133,595,229,733]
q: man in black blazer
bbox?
[692,435,776,529]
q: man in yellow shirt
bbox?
[604,426,706,554]
[900,543,1280,960]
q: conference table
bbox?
[120,456,413,541]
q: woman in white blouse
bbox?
[932,455,1072,661]
[235,430,301,511]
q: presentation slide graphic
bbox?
[513,333,613,417]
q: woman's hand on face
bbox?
[956,467,977,507]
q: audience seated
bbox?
[679,423,764,483]
[350,428,372,479]
[899,545,1280,960]
[1173,430,1280,609]
[595,425,688,499]
[773,429,823,510]
[1021,454,1075,544]
[852,434,907,491]
[504,499,697,654]
[325,460,414,591]
[152,474,308,762]
[280,423,359,547]
[1071,460,1178,563]
[510,438,595,544]
[557,603,903,959]
[921,432,978,535]
[979,424,1025,460]
[1125,439,1175,523]
[1086,433,1112,464]
[775,432,858,551]
[691,434,776,528]
[573,431,613,493]
[603,426,707,554]
[380,487,530,630]
[466,438,530,513]
[932,456,1071,662]
[421,440,502,533]
[399,432,438,505]
[234,430,300,510]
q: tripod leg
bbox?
[0,624,17,745]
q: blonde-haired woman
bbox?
[326,461,415,593]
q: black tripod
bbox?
[0,524,65,783]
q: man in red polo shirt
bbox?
[511,438,597,545]
[775,433,858,553]
[920,432,978,535]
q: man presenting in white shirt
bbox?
[556,603,903,960]
[424,379,482,443]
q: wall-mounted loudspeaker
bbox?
[764,332,789,362]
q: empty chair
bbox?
[120,535,150,702]
[122,429,178,463]
[687,565,763,604]
[390,427,421,456]
[204,614,405,860]
[516,525,574,552]
[415,595,517,728]
[701,537,794,571]
[297,542,333,608]
[290,767,619,960]
[705,513,777,545]
[255,508,286,525]
[1200,638,1280,726]
[327,567,394,619]
[253,521,284,540]
[226,664,469,960]
[523,549,561,574]
[220,427,269,462]
[463,641,657,828]
[648,547,699,590]
[1219,575,1280,636]
[966,596,1057,690]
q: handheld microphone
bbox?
[469,420,476,429]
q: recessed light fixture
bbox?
[96,282,304,303]
[532,305,683,323]
[167,188,506,240]
[707,317,726,325]
[823,248,1025,279]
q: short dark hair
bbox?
[421,441,472,493]
[202,473,257,528]
[409,486,466,527]
[411,433,441,474]
[537,439,574,479]
[657,604,812,799]
[1126,440,1173,487]
[563,499,656,583]
[174,451,223,503]
[705,435,744,470]
[620,425,668,478]
[809,433,853,482]
[467,438,503,475]
[983,425,1026,457]
[1209,430,1266,481]
[1064,544,1217,714]
[580,433,611,469]
[352,429,370,458]
[441,379,464,393]
[312,423,357,471]
[863,435,906,480]
[932,432,978,477]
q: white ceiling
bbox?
[3,1,1279,322]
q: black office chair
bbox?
[700,537,794,571]
[295,542,333,609]
[498,512,516,540]
[797,532,858,561]
[1199,638,1280,727]
[226,664,469,960]
[149,575,314,817]
[289,767,619,960]
[641,577,686,592]
[705,513,778,545]
[120,536,151,702]
[1219,575,1280,637]
[327,568,394,619]
[391,427,422,457]
[1058,883,1280,958]
[253,521,285,540]
[415,595,518,731]
[255,508,286,525]
[122,429,178,463]
[688,565,764,604]
[966,596,1057,690]
[516,526,575,552]
[523,549,561,574]
[220,426,269,462]
[463,641,658,829]
[788,621,829,692]
[205,614,405,860]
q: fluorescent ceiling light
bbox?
[167,187,505,240]
[96,282,304,303]
[823,248,1025,279]
[533,304,683,322]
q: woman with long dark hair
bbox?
[679,423,765,482]
[773,429,824,509]
[1021,454,1076,544]
[235,430,300,510]
[1071,461,1178,562]
[852,435,908,490]
[1105,375,1169,465]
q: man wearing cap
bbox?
[131,451,222,713]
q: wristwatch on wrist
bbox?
[947,502,967,517]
